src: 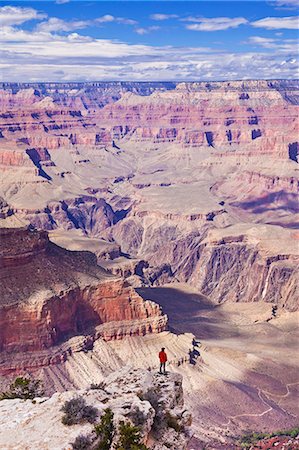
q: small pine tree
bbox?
[115,421,149,450]
[0,377,44,400]
[94,408,115,450]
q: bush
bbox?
[94,408,115,450]
[90,382,106,390]
[71,434,93,450]
[115,421,149,450]
[61,396,98,426]
[0,377,44,401]
[129,406,146,426]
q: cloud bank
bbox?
[0,6,298,82]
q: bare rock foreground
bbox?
[0,367,191,450]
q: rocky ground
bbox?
[0,367,191,450]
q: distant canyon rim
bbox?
[0,80,298,449]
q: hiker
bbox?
[193,347,200,358]
[188,349,196,365]
[159,347,167,374]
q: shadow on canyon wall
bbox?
[137,286,241,340]
[232,191,299,214]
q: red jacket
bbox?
[159,351,167,363]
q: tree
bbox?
[115,421,149,450]
[0,377,44,400]
[94,408,115,450]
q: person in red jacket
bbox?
[159,347,167,374]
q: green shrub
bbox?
[289,427,299,438]
[115,421,149,450]
[61,396,98,426]
[71,433,93,450]
[94,408,115,450]
[0,377,44,401]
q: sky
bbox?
[0,0,298,81]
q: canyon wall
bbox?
[0,227,167,372]
[0,80,298,314]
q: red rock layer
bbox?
[0,227,167,357]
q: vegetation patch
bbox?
[61,396,98,426]
[94,408,115,450]
[90,382,106,390]
[239,427,299,448]
[0,377,44,401]
[71,434,94,450]
[115,420,149,450]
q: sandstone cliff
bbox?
[0,227,167,370]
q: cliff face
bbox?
[188,236,298,311]
[0,80,298,165]
[0,227,167,361]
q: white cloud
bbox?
[37,17,90,32]
[0,6,46,26]
[0,9,298,82]
[150,14,178,21]
[185,17,248,31]
[1,50,298,83]
[55,0,70,4]
[274,0,299,9]
[95,15,137,25]
[95,14,114,23]
[37,14,138,33]
[251,16,299,29]
[247,35,298,52]
[247,36,277,47]
[135,26,160,35]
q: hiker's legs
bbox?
[159,362,166,373]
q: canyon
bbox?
[0,80,298,449]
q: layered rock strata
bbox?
[0,80,298,313]
[0,227,167,366]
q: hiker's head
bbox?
[161,347,165,352]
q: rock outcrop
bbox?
[0,367,191,450]
[0,227,167,370]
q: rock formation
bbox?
[0,367,191,450]
[0,227,167,372]
[0,80,298,313]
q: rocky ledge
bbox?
[0,227,167,360]
[0,367,191,450]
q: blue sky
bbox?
[0,1,298,81]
